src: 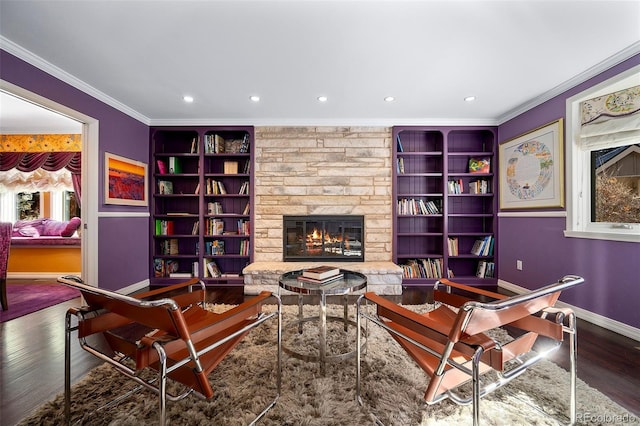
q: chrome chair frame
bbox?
[62,277,282,426]
[356,275,584,426]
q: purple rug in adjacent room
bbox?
[0,284,81,322]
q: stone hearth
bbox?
[243,262,402,295]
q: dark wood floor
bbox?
[1,282,638,425]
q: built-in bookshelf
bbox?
[150,126,253,286]
[393,126,497,285]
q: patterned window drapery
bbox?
[579,85,640,150]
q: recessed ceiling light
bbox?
[464,96,476,102]
[250,95,260,102]
[183,95,194,103]
[384,96,395,102]
[317,96,328,102]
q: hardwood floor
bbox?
[1,283,638,425]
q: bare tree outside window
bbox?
[592,144,640,224]
[17,192,40,220]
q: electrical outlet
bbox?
[516,260,523,271]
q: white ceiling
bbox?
[1,0,639,130]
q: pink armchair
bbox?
[1,222,13,310]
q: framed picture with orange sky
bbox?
[104,152,148,206]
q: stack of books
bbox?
[297,265,343,284]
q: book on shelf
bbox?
[237,219,250,235]
[158,180,173,194]
[469,179,490,194]
[302,265,340,280]
[169,272,192,278]
[205,134,226,154]
[207,218,224,235]
[206,240,225,255]
[161,238,179,255]
[447,179,464,194]
[297,273,344,285]
[468,157,490,174]
[204,259,221,278]
[207,202,223,215]
[217,181,227,194]
[447,237,459,256]
[155,219,174,235]
[190,137,198,154]
[397,198,441,215]
[239,239,250,255]
[242,160,251,174]
[476,261,495,278]
[168,157,182,174]
[224,161,238,174]
[191,220,199,235]
[396,134,403,152]
[470,235,493,256]
[242,202,250,215]
[239,133,250,153]
[194,182,200,195]
[154,258,179,277]
[238,181,249,195]
[397,157,405,174]
[400,258,443,279]
[156,160,167,174]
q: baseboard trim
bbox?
[117,279,149,295]
[7,272,81,280]
[498,279,640,342]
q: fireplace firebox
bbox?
[283,215,364,262]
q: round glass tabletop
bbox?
[279,269,367,295]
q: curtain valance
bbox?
[0,152,81,173]
[579,85,640,150]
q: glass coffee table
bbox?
[278,269,367,375]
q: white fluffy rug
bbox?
[18,303,635,425]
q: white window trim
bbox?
[565,64,640,243]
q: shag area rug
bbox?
[18,303,636,425]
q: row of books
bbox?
[160,238,179,255]
[155,219,174,235]
[469,179,490,194]
[206,240,225,255]
[400,258,446,279]
[398,198,441,215]
[204,218,250,235]
[476,261,495,278]
[448,236,494,257]
[470,235,494,256]
[447,179,491,195]
[204,133,251,154]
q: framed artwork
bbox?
[499,119,564,209]
[104,152,148,206]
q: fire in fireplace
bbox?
[283,215,364,262]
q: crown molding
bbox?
[149,117,500,127]
[497,41,640,125]
[1,36,151,126]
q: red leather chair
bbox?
[357,275,585,425]
[60,276,282,425]
[0,222,13,310]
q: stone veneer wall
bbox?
[253,126,393,262]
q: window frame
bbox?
[565,65,640,243]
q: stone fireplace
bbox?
[242,126,402,295]
[283,215,364,262]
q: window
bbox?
[0,190,78,223]
[565,65,640,242]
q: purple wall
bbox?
[498,54,640,329]
[1,50,150,291]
